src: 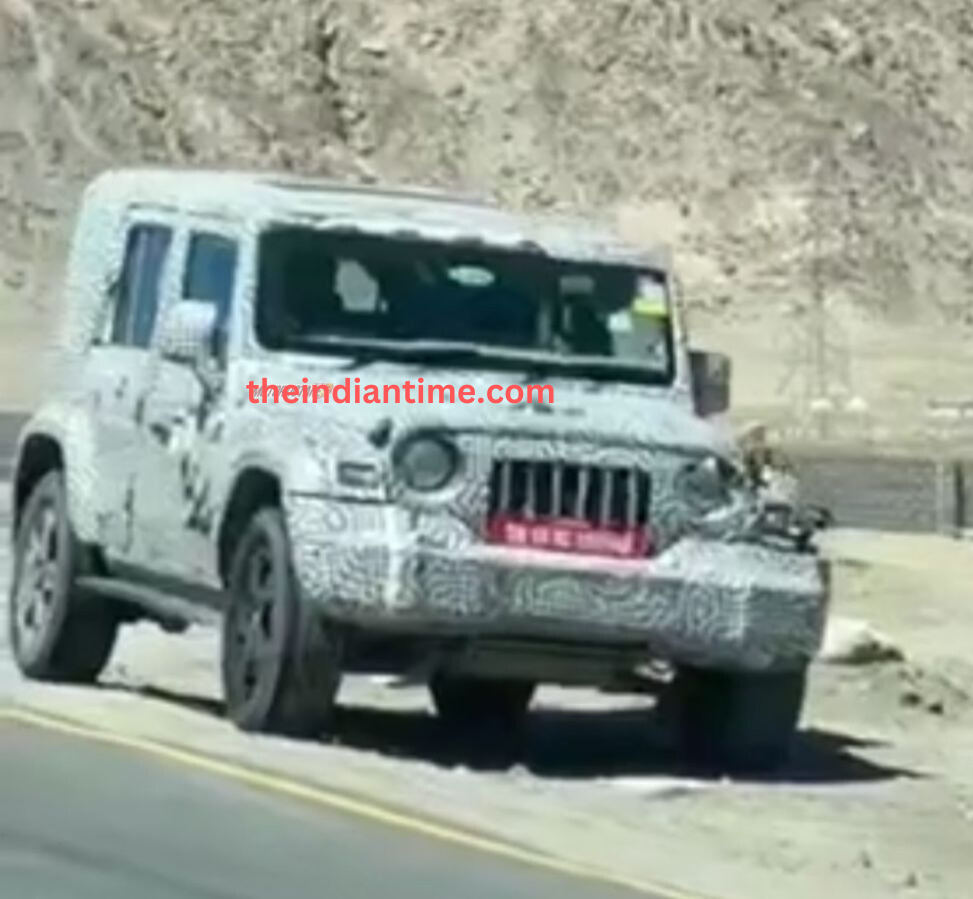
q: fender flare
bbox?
[12,402,102,543]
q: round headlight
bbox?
[678,455,739,512]
[395,435,459,492]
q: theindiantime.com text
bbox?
[246,378,554,405]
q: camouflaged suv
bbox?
[9,168,831,771]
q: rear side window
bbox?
[111,224,173,348]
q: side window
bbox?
[111,224,173,348]
[183,232,238,312]
[183,232,239,365]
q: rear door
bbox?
[130,222,242,584]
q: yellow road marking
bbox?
[0,705,718,899]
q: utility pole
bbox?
[809,154,830,438]
[777,144,856,439]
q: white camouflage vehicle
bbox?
[9,168,830,771]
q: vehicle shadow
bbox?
[332,703,917,785]
[105,682,919,786]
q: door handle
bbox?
[148,412,184,445]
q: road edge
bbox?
[0,704,719,899]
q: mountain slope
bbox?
[1,0,972,412]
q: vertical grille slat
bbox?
[626,468,638,527]
[499,460,512,514]
[551,462,563,518]
[576,466,590,520]
[525,461,537,519]
[600,468,612,525]
[636,478,652,527]
[489,458,651,530]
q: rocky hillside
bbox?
[2,0,973,409]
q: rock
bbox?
[819,617,906,665]
[899,688,923,708]
[360,38,388,56]
[813,16,855,55]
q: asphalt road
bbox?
[0,717,648,899]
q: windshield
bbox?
[254,226,675,385]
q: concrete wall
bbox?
[785,448,967,535]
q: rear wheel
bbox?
[221,507,341,738]
[8,470,119,683]
[668,665,808,774]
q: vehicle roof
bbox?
[85,167,672,272]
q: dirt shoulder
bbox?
[2,525,972,899]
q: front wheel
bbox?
[221,507,341,738]
[8,470,119,683]
[668,666,808,774]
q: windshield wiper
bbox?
[516,352,670,385]
[288,334,669,384]
[292,335,536,370]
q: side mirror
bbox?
[157,300,219,367]
[91,271,123,348]
[689,349,731,417]
[106,271,122,301]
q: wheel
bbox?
[668,665,808,774]
[221,507,341,738]
[430,674,534,738]
[8,470,119,683]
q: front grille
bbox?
[488,459,652,528]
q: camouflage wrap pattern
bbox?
[286,492,826,672]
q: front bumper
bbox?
[287,498,830,673]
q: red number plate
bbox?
[485,516,654,559]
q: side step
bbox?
[76,576,221,632]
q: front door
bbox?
[131,224,241,585]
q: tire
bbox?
[668,665,808,774]
[221,507,341,738]
[430,674,534,734]
[8,470,119,683]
